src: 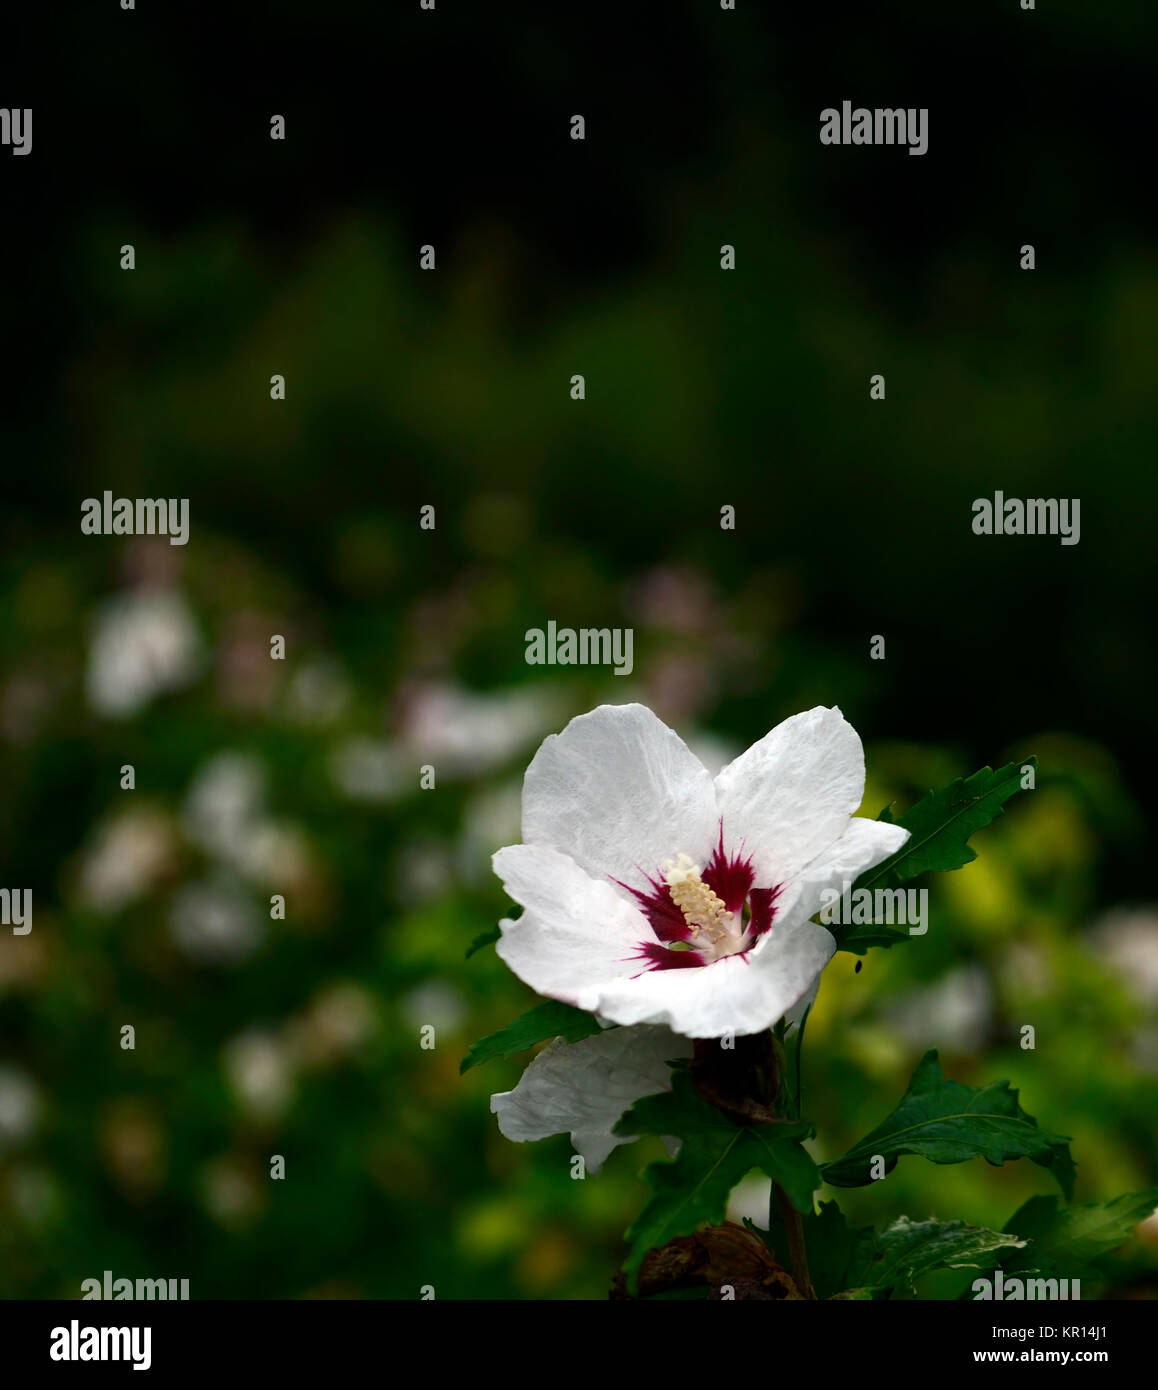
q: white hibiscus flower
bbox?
[491,703,908,1040]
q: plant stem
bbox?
[775,1184,816,1300]
[770,1023,815,1297]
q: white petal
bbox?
[790,816,910,923]
[714,706,866,888]
[588,918,836,1038]
[784,974,822,1031]
[521,703,718,889]
[492,844,650,1004]
[490,1024,691,1174]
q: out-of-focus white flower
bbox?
[183,752,265,861]
[0,1066,41,1148]
[329,737,407,802]
[170,876,263,964]
[200,1157,261,1227]
[291,983,378,1065]
[395,840,456,902]
[492,703,907,1039]
[224,1030,295,1122]
[459,782,523,879]
[1088,908,1158,1008]
[86,588,200,717]
[183,753,309,888]
[884,965,993,1054]
[76,807,174,913]
[399,981,466,1036]
[400,681,566,778]
[239,821,310,887]
[283,658,351,726]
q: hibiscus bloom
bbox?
[492,703,908,1039]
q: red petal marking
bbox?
[612,826,780,972]
[703,825,755,915]
[612,872,692,942]
[748,885,782,940]
[631,940,707,971]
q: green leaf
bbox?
[613,1070,819,1291]
[835,758,1035,954]
[1002,1189,1158,1277]
[762,1200,857,1301]
[764,1200,1023,1299]
[820,1050,1075,1198]
[458,1000,602,1074]
[845,1216,1024,1295]
[834,924,911,953]
[464,925,501,959]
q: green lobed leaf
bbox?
[763,1200,1023,1299]
[820,1050,1075,1198]
[613,1070,820,1291]
[835,757,1036,954]
[459,999,603,1074]
[844,1215,1024,1295]
[1002,1188,1158,1277]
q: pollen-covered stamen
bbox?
[662,853,746,959]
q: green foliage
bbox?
[613,1070,819,1291]
[464,925,501,959]
[1002,1189,1158,1278]
[459,1000,603,1074]
[760,1201,1022,1299]
[836,759,1036,954]
[845,1215,1024,1297]
[821,1050,1075,1197]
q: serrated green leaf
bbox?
[845,1216,1024,1293]
[835,758,1035,954]
[613,1070,819,1291]
[459,999,602,1074]
[820,1050,1074,1198]
[766,1199,1022,1299]
[1002,1189,1158,1277]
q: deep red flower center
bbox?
[615,825,782,972]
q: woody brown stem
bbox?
[775,1184,815,1299]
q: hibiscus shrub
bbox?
[466,704,1157,1299]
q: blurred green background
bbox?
[0,1,1155,1297]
